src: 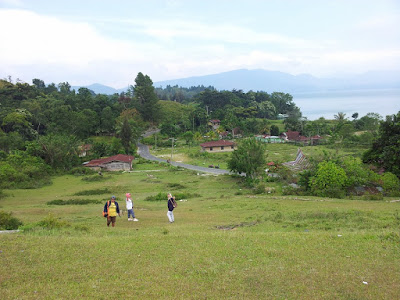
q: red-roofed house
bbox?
[83,154,134,171]
[200,140,236,153]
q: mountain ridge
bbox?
[71,69,400,95]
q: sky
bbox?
[0,0,399,89]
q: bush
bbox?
[361,192,384,201]
[36,214,70,229]
[81,175,111,182]
[0,151,51,189]
[380,172,400,196]
[253,183,266,194]
[47,199,102,205]
[68,167,96,176]
[310,161,348,198]
[144,191,201,201]
[0,211,23,230]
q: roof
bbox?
[285,130,301,140]
[85,154,134,167]
[210,119,221,123]
[200,140,235,147]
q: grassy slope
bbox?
[0,161,399,299]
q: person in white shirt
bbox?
[126,193,138,221]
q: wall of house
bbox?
[202,146,235,153]
[104,162,131,171]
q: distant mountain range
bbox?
[72,69,400,95]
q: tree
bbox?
[26,134,80,170]
[270,125,280,136]
[363,111,400,178]
[133,72,160,123]
[334,112,347,121]
[228,138,266,179]
[182,131,194,145]
[119,117,132,154]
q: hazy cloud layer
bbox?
[0,0,399,88]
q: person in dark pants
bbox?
[103,196,121,227]
[167,193,176,223]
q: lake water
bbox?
[293,89,400,120]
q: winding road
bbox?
[137,142,232,175]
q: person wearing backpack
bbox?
[167,193,177,223]
[103,196,121,227]
[126,192,138,221]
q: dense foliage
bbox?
[363,111,400,178]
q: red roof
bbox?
[85,154,134,167]
[210,119,221,123]
[200,140,235,147]
[286,130,301,140]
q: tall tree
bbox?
[119,117,132,154]
[133,72,160,123]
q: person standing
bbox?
[126,193,138,221]
[104,196,121,227]
[167,193,176,223]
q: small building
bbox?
[209,119,221,130]
[78,144,92,157]
[256,135,285,143]
[83,154,134,171]
[200,140,236,153]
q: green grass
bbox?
[150,141,366,168]
[1,162,399,299]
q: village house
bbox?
[200,140,236,153]
[83,154,134,171]
[78,144,92,157]
[208,119,221,130]
[283,130,322,145]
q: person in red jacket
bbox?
[103,196,121,227]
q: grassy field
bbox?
[1,161,399,299]
[150,141,368,168]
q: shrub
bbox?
[361,192,384,201]
[166,183,186,189]
[81,175,111,182]
[36,214,70,229]
[253,183,266,194]
[0,151,51,189]
[68,167,96,176]
[0,211,23,230]
[145,192,201,201]
[310,161,348,198]
[47,199,102,205]
[380,172,400,196]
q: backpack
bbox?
[103,201,110,217]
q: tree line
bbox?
[1,72,399,190]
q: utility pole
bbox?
[169,137,176,160]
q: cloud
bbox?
[0,7,399,87]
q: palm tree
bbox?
[334,112,347,121]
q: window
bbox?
[221,146,224,150]
[210,147,213,151]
